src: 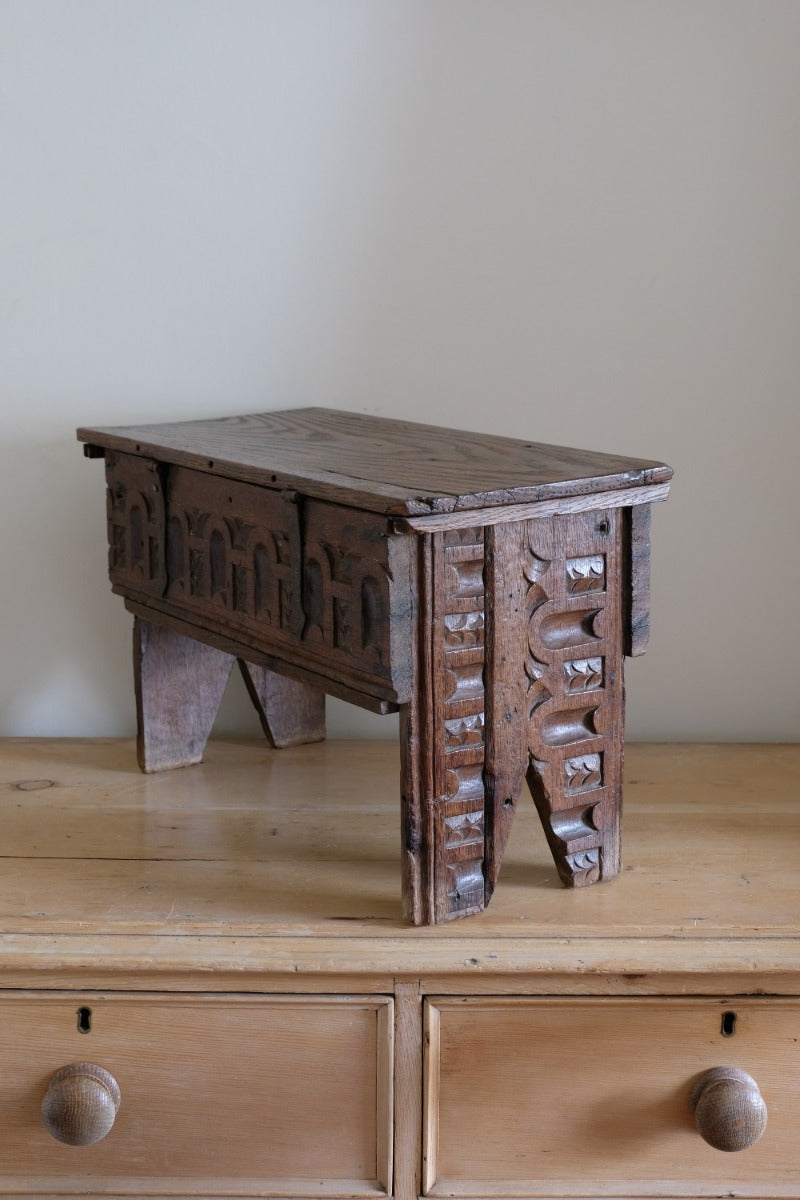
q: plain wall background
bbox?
[2,0,798,743]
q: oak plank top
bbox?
[0,739,797,989]
[77,407,673,516]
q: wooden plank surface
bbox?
[77,408,672,516]
[426,997,800,1197]
[0,993,390,1195]
[395,481,669,532]
[0,739,798,986]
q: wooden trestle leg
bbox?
[400,510,626,924]
[522,510,625,888]
[134,617,234,773]
[239,662,326,749]
[400,527,492,925]
[134,616,326,772]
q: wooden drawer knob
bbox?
[41,1062,121,1146]
[690,1067,767,1152]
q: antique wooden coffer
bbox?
[78,407,672,924]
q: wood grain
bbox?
[393,982,423,1200]
[396,481,669,532]
[398,533,435,924]
[40,1062,121,1146]
[0,993,391,1195]
[239,660,326,748]
[133,616,234,771]
[425,997,798,1196]
[83,409,672,925]
[0,739,798,989]
[114,457,416,708]
[79,408,673,517]
[525,509,625,888]
[127,598,399,713]
[3,737,799,1199]
[691,1066,768,1153]
[622,502,653,656]
[483,521,530,895]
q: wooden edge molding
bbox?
[393,482,671,534]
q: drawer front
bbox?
[424,997,799,1198]
[0,993,392,1197]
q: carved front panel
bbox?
[102,457,413,701]
[301,502,399,683]
[165,467,304,640]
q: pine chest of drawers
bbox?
[0,739,797,1198]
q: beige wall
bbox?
[2,1,798,742]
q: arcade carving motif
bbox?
[104,453,406,693]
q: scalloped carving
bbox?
[539,707,600,747]
[444,611,485,648]
[444,713,485,751]
[539,609,602,650]
[564,847,601,884]
[566,555,605,593]
[564,657,604,693]
[564,753,603,793]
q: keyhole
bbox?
[721,1010,737,1037]
[77,1006,92,1034]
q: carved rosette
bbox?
[434,528,487,917]
[525,510,623,886]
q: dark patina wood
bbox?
[79,408,672,516]
[78,407,672,924]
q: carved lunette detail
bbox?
[104,453,409,694]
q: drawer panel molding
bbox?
[0,992,393,1198]
[424,997,800,1198]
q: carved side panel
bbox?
[402,510,627,922]
[105,452,166,598]
[433,528,487,919]
[525,510,624,886]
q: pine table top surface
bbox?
[0,739,796,990]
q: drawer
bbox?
[0,992,392,1197]
[424,997,799,1198]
